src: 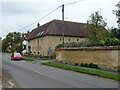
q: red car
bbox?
[11,53,22,60]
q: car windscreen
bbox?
[14,53,21,55]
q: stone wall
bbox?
[56,46,120,71]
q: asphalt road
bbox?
[2,53,118,88]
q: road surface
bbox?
[2,53,118,88]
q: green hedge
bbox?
[55,37,120,49]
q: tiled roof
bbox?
[27,19,89,40]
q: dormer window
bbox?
[41,31,44,35]
[37,32,41,36]
[37,31,44,36]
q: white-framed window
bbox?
[77,39,79,42]
[68,38,70,42]
[60,38,62,42]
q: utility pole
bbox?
[62,4,64,46]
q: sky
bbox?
[0,0,119,39]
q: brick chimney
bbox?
[37,23,40,28]
[27,31,30,34]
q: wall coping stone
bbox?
[56,46,120,51]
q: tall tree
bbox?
[112,2,120,39]
[17,41,23,54]
[6,32,21,44]
[83,11,108,41]
[2,32,22,52]
[109,27,120,39]
[113,2,120,19]
[2,39,8,52]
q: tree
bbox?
[113,1,120,30]
[113,2,120,17]
[2,39,8,52]
[109,27,120,39]
[83,11,108,41]
[2,32,22,52]
[6,32,21,44]
[16,39,23,54]
[112,2,120,39]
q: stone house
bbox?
[27,19,89,56]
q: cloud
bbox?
[1,0,69,3]
[1,0,119,39]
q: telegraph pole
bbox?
[62,4,64,46]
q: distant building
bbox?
[27,19,89,56]
[22,32,30,55]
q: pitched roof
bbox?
[22,33,29,41]
[27,19,89,40]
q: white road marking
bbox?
[8,81,15,88]
[34,71,57,79]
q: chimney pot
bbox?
[37,23,40,28]
[27,31,30,34]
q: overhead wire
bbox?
[64,0,85,6]
[19,5,62,31]
[18,0,85,32]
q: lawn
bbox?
[41,62,120,81]
[22,57,35,61]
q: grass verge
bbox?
[22,57,35,61]
[41,62,120,81]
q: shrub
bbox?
[99,37,120,46]
[84,63,89,67]
[55,37,120,49]
[55,44,64,49]
[117,69,120,72]
[65,62,68,64]
[80,63,100,69]
[89,63,100,69]
[80,63,84,66]
[60,61,63,63]
[55,41,91,49]
[74,63,79,66]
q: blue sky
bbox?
[0,0,119,39]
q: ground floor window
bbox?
[68,38,71,42]
[38,52,39,55]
